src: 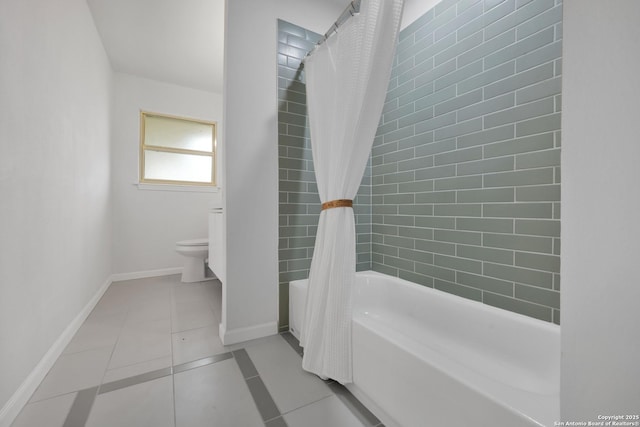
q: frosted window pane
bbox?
[144,151,212,183]
[145,115,213,152]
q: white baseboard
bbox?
[219,321,278,346]
[111,267,182,282]
[0,275,112,427]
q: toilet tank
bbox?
[208,207,225,283]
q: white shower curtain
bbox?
[300,0,403,384]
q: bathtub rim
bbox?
[291,270,560,333]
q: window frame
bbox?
[139,110,217,187]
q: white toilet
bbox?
[175,238,211,283]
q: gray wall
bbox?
[277,20,372,330]
[371,0,562,323]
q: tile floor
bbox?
[12,275,383,427]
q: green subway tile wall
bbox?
[277,0,561,328]
[277,21,372,330]
[371,0,562,324]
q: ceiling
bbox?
[86,0,438,95]
[86,0,225,94]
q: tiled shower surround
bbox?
[278,0,562,326]
[277,21,372,330]
[372,0,562,323]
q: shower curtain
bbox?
[300,0,403,384]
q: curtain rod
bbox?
[305,0,361,59]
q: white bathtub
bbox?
[289,271,559,427]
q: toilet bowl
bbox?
[175,238,210,283]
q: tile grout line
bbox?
[279,332,383,427]
[276,394,334,417]
[61,386,99,427]
[170,285,177,427]
[98,294,132,387]
[55,352,235,426]
[232,348,288,427]
[98,367,173,395]
[96,352,233,396]
[280,331,304,357]
[245,376,283,425]
[173,352,234,374]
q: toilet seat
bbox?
[177,238,208,247]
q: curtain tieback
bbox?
[321,199,353,211]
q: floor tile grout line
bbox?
[98,367,173,395]
[173,352,234,374]
[279,332,383,427]
[232,349,260,378]
[170,280,178,427]
[264,416,288,427]
[98,292,131,385]
[231,349,288,427]
[328,383,383,427]
[280,331,304,357]
[171,364,177,427]
[170,281,176,365]
[61,386,99,427]
[94,353,233,397]
[103,354,172,378]
[280,386,381,427]
[277,394,334,417]
[263,414,284,423]
[245,376,283,424]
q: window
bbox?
[140,111,216,186]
